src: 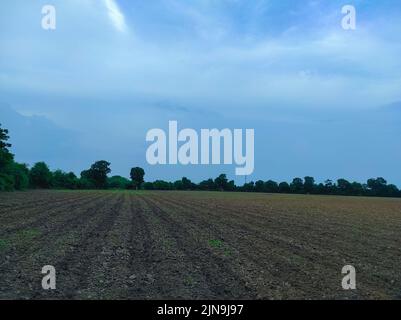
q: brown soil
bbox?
[0,190,400,300]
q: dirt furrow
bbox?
[138,195,258,299]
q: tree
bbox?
[181,177,193,190]
[367,177,388,197]
[0,123,13,170]
[130,167,145,190]
[304,176,315,194]
[199,179,216,191]
[30,162,52,188]
[9,162,29,190]
[53,170,79,189]
[290,178,303,193]
[265,180,279,193]
[107,175,130,189]
[214,174,228,191]
[337,178,352,195]
[254,180,265,192]
[279,182,291,193]
[0,124,12,153]
[81,161,111,189]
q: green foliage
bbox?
[130,167,145,189]
[0,173,14,191]
[29,162,52,189]
[9,162,29,190]
[304,176,315,194]
[53,170,79,189]
[81,160,111,189]
[290,177,304,193]
[279,182,291,193]
[214,174,228,191]
[108,175,130,189]
[198,178,216,191]
[0,124,29,191]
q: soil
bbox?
[0,190,400,299]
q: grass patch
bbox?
[0,229,42,251]
[208,239,233,257]
[0,239,10,251]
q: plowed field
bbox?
[1,190,400,299]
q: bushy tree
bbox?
[254,180,265,192]
[130,167,145,190]
[214,174,228,191]
[29,162,52,189]
[290,177,303,193]
[9,162,30,190]
[108,175,130,189]
[199,179,216,191]
[279,182,291,193]
[265,180,279,193]
[81,161,111,189]
[53,170,78,189]
[0,124,15,191]
[304,176,315,194]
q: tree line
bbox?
[1,123,400,197]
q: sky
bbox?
[1,0,401,185]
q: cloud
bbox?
[103,0,127,32]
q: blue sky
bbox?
[1,0,401,185]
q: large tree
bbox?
[30,162,53,189]
[130,167,145,190]
[304,176,315,194]
[0,123,13,170]
[85,160,111,189]
[214,174,228,191]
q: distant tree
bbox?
[143,182,154,190]
[9,162,30,190]
[316,183,326,195]
[153,180,172,190]
[107,175,130,189]
[0,124,15,191]
[0,124,12,153]
[199,179,216,191]
[278,182,291,193]
[53,170,78,189]
[304,176,315,194]
[30,162,52,189]
[367,177,388,197]
[265,180,279,193]
[350,182,364,196]
[290,177,303,194]
[337,178,352,195]
[181,177,193,190]
[130,167,145,190]
[226,180,236,192]
[173,180,184,190]
[242,182,255,192]
[89,161,111,189]
[386,184,400,197]
[254,180,265,192]
[214,174,228,191]
[324,179,335,194]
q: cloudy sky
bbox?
[1,0,401,185]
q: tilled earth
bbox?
[0,190,400,300]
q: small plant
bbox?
[208,239,224,249]
[0,239,9,251]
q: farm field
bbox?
[0,190,400,300]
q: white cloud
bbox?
[103,0,127,32]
